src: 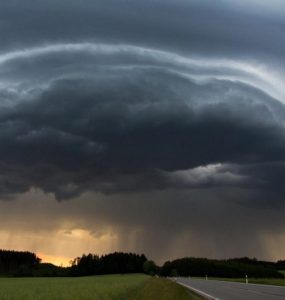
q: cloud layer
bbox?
[0,43,285,201]
[0,0,285,262]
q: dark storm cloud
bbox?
[0,43,284,200]
[0,0,283,202]
[1,0,285,261]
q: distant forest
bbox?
[0,249,284,278]
[160,257,284,278]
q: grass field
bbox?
[0,274,204,300]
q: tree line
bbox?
[70,252,147,276]
[0,249,284,278]
[0,250,41,276]
[160,257,284,278]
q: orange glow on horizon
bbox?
[38,252,72,267]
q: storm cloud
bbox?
[0,0,285,263]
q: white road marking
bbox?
[177,281,220,300]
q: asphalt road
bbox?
[176,278,285,300]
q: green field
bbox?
[0,274,204,300]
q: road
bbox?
[176,278,285,300]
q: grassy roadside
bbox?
[200,277,285,287]
[127,277,205,300]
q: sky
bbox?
[1,0,285,266]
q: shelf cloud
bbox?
[0,0,285,263]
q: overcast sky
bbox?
[1,0,285,265]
